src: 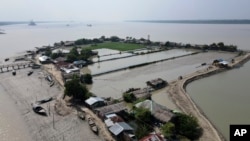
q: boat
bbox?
[27,71,33,76]
[88,117,98,134]
[87,24,92,27]
[4,58,9,62]
[12,70,16,76]
[31,103,47,116]
[36,97,53,104]
[77,111,85,120]
[45,75,53,82]
[29,20,36,26]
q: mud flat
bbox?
[0,68,101,141]
[166,53,250,141]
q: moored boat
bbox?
[77,111,85,120]
[31,103,47,116]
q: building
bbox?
[95,102,127,120]
[146,78,167,90]
[85,97,106,109]
[135,100,174,123]
[109,122,135,141]
[73,60,87,68]
[104,113,124,128]
[127,88,151,100]
[38,55,51,64]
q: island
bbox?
[0,35,249,141]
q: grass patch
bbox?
[84,42,145,51]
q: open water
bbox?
[0,21,250,140]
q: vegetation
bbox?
[85,42,145,51]
[66,46,96,62]
[135,123,152,140]
[172,113,203,140]
[123,93,136,103]
[134,107,151,124]
[64,77,91,100]
[161,122,175,139]
[80,74,93,84]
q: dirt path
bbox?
[82,108,116,141]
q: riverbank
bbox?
[0,68,102,141]
[166,53,250,141]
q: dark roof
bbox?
[95,102,126,116]
[109,122,134,136]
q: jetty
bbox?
[0,62,34,73]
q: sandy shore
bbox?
[166,53,250,141]
[0,68,102,141]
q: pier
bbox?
[0,62,34,73]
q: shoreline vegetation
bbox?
[2,35,250,140]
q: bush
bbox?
[172,113,203,140]
[123,93,136,103]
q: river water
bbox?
[186,61,250,140]
[0,22,250,140]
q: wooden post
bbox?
[53,113,55,129]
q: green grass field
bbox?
[84,42,145,51]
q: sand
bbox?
[0,68,102,141]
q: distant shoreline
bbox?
[127,19,250,24]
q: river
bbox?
[0,22,250,140]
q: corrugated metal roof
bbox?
[109,122,133,136]
[85,97,104,105]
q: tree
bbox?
[67,46,79,62]
[80,49,93,60]
[110,36,120,42]
[135,124,151,140]
[64,77,90,100]
[80,74,93,84]
[173,113,202,140]
[123,93,136,103]
[161,122,175,139]
[135,107,151,124]
[44,48,52,57]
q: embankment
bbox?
[167,53,250,141]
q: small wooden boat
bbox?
[36,97,53,104]
[91,125,98,134]
[4,58,9,62]
[27,71,33,76]
[88,117,98,134]
[88,117,95,126]
[31,103,47,116]
[49,81,54,87]
[12,70,16,76]
[77,111,85,120]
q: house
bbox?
[146,78,167,90]
[64,41,75,46]
[135,100,174,123]
[109,122,135,141]
[60,65,80,73]
[104,113,124,128]
[139,133,165,141]
[73,60,87,68]
[213,59,229,68]
[85,97,106,109]
[52,49,70,54]
[128,88,151,100]
[39,55,51,64]
[95,102,127,120]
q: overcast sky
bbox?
[1,0,250,22]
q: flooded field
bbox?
[90,51,236,103]
[92,48,134,62]
[87,49,195,75]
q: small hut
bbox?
[146,78,167,90]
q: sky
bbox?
[0,0,250,22]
